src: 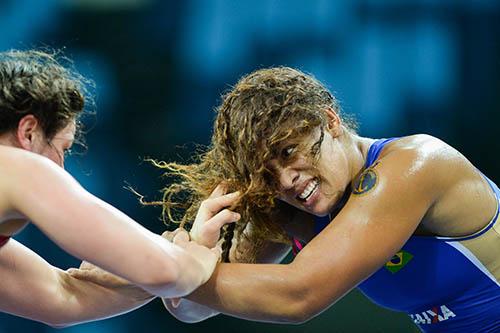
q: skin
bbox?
[169,107,496,323]
[71,108,496,324]
[0,114,223,326]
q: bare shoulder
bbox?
[354,134,494,236]
[0,146,26,214]
[385,134,458,160]
[0,146,46,188]
[0,145,21,164]
[351,134,468,203]
[378,134,467,179]
[0,146,63,214]
[0,145,50,171]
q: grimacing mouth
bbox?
[296,177,320,202]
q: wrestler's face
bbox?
[35,121,76,168]
[267,111,351,217]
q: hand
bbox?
[67,261,153,301]
[171,229,222,292]
[161,228,218,304]
[67,261,129,288]
[161,228,183,242]
[190,183,241,248]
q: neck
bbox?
[341,131,376,180]
[0,133,19,148]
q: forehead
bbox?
[265,127,323,163]
[269,126,322,150]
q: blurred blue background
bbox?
[1,0,499,332]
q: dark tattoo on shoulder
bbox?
[352,162,379,195]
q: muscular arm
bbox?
[0,146,216,299]
[185,150,439,323]
[0,239,154,327]
[163,228,291,323]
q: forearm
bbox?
[51,270,155,327]
[4,152,210,298]
[0,240,154,327]
[186,263,309,323]
[138,239,206,298]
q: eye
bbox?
[281,145,297,159]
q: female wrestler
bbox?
[152,67,500,332]
[0,50,223,327]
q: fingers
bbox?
[209,183,228,199]
[162,228,183,242]
[161,230,174,240]
[66,268,78,275]
[206,209,240,231]
[173,229,190,244]
[78,260,93,270]
[199,192,240,218]
[67,268,92,281]
[191,208,239,248]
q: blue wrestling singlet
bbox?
[295,138,500,332]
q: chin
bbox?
[309,203,331,217]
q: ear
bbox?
[324,107,342,137]
[16,114,44,151]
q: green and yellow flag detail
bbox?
[385,250,413,274]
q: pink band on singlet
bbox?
[0,235,10,247]
[293,238,303,250]
[292,237,304,255]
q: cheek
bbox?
[319,156,348,187]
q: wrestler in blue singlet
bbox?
[294,138,500,332]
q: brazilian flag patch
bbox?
[385,250,413,274]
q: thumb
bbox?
[67,269,89,280]
[162,228,184,241]
[80,260,93,270]
[161,230,175,242]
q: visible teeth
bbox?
[299,179,319,200]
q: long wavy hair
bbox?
[155,67,355,262]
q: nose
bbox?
[277,166,299,191]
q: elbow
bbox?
[281,299,317,324]
[280,270,327,324]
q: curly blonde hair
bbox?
[155,67,354,262]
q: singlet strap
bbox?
[292,137,400,254]
[365,138,399,168]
